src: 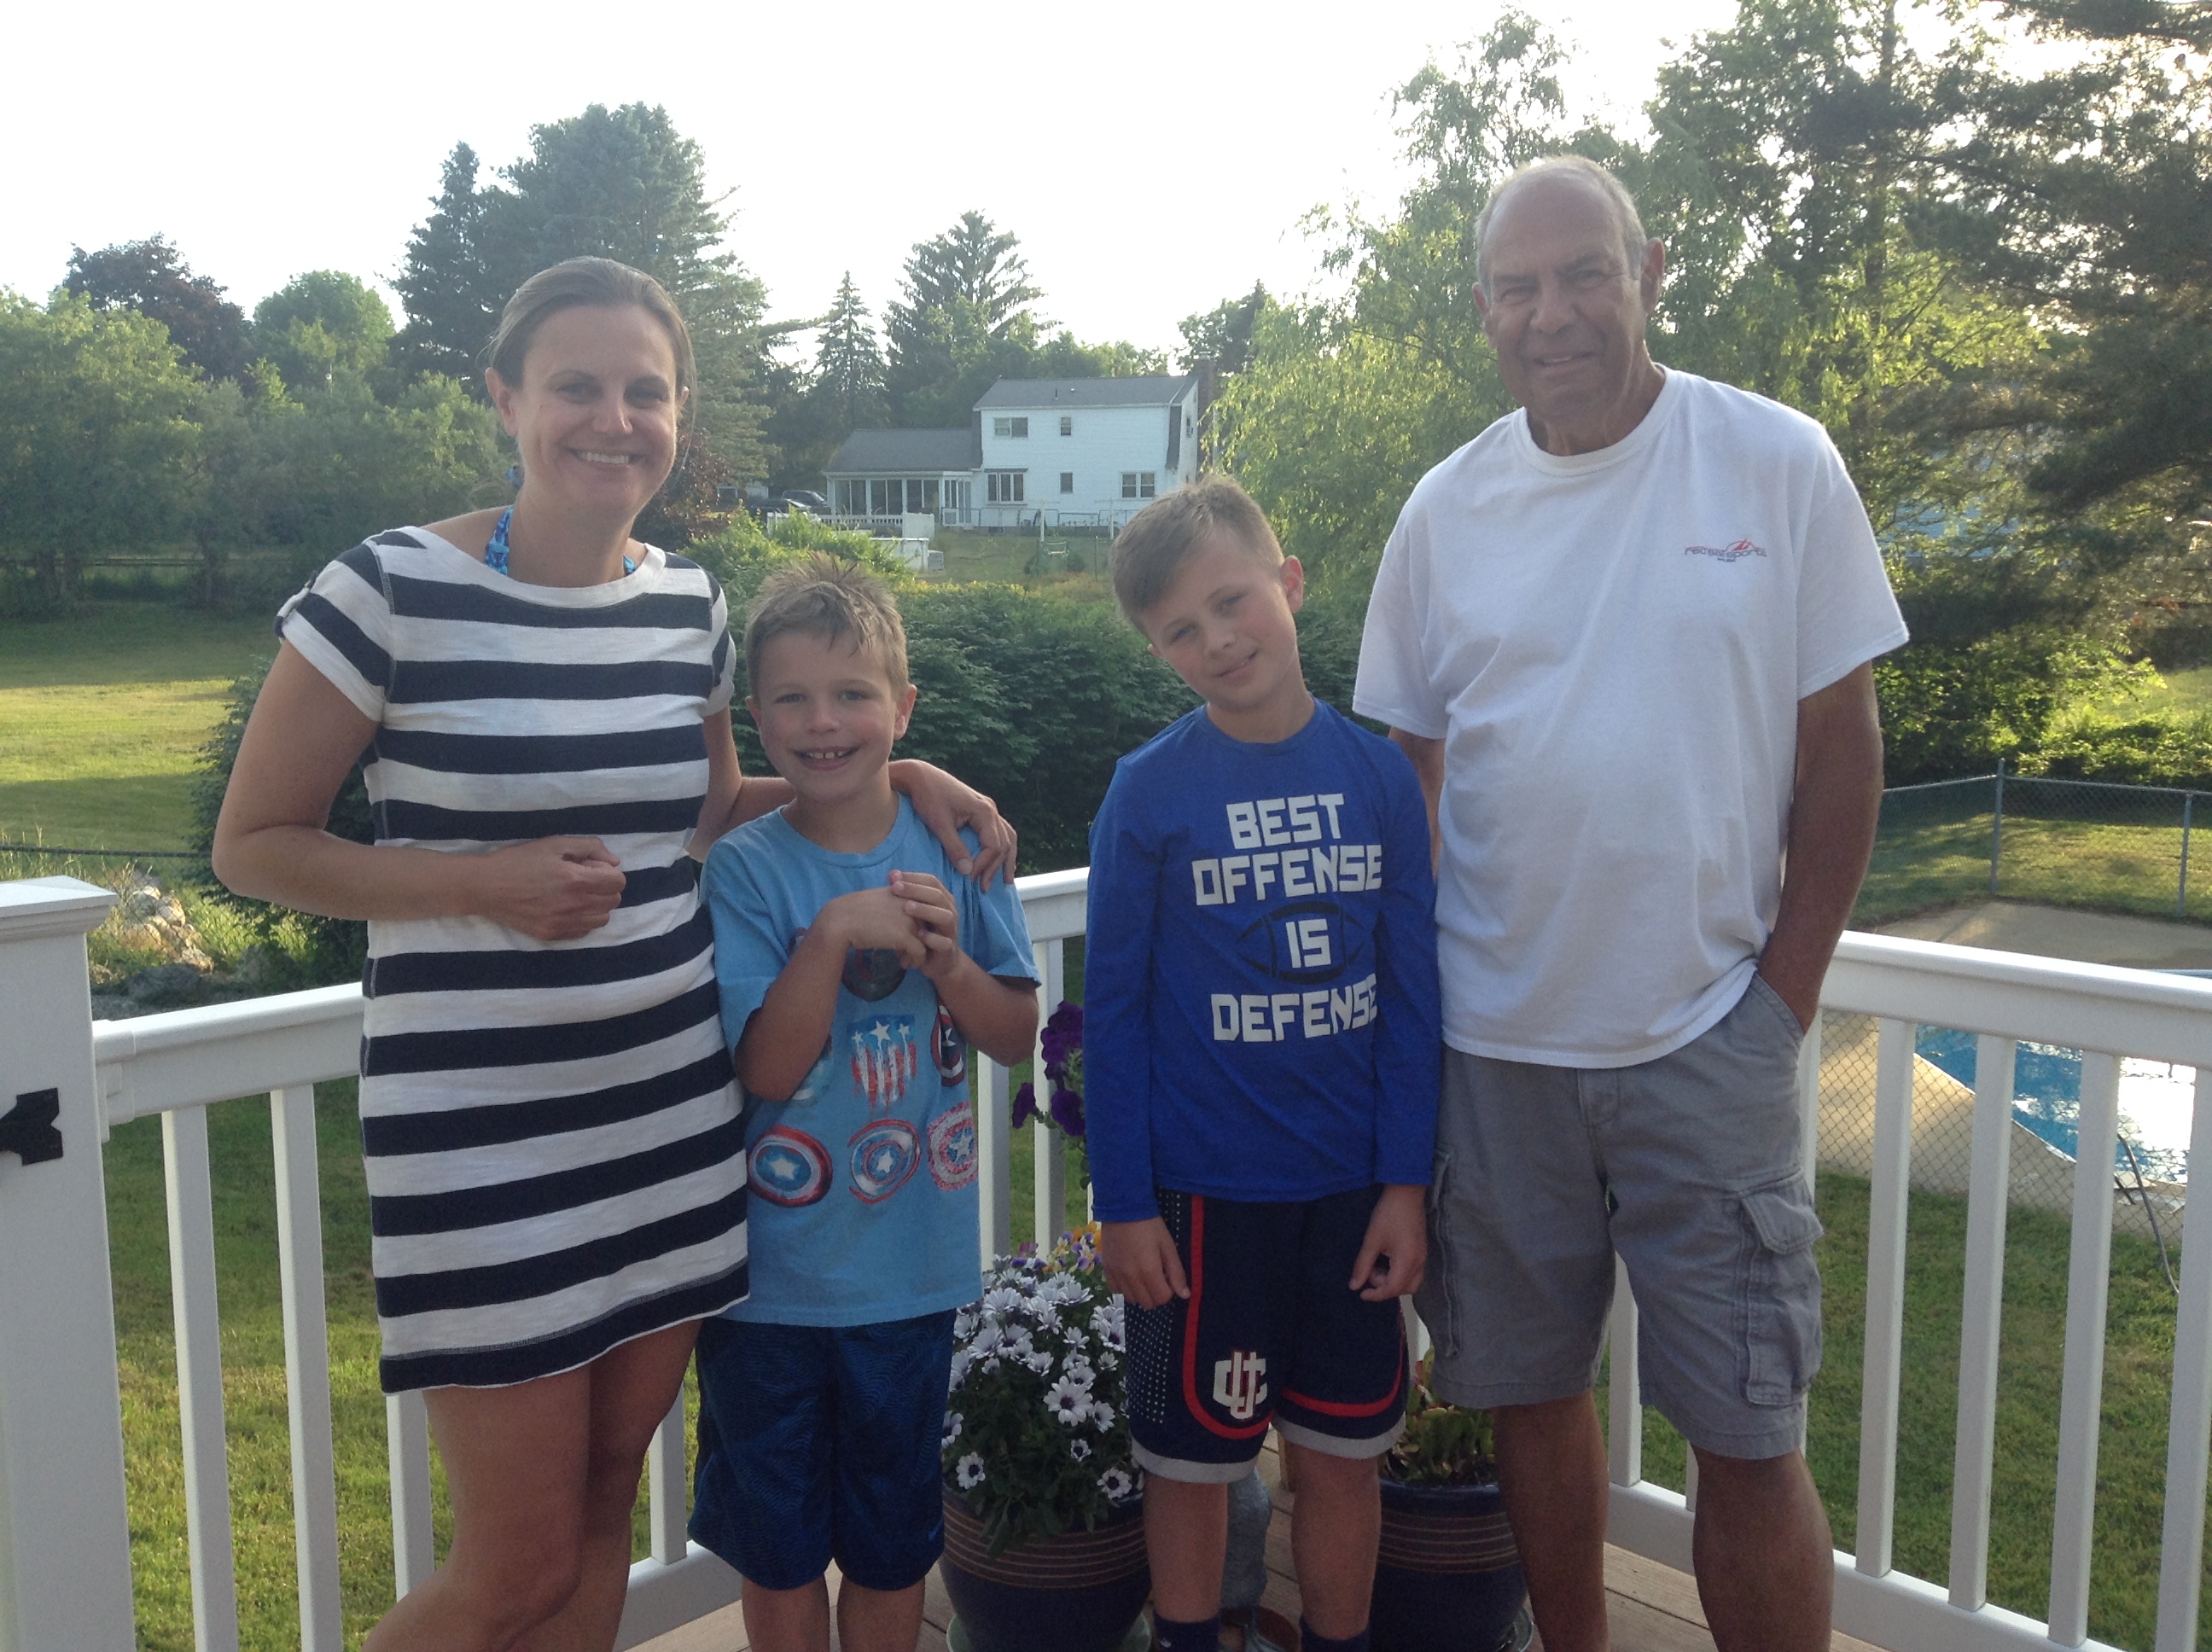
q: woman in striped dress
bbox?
[212,258,1010,1651]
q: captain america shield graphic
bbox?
[748,1126,831,1207]
[928,1102,978,1190]
[848,1120,922,1202]
[931,1003,966,1085]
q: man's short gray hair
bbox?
[1475,156,1651,295]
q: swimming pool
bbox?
[1912,1026,2195,1183]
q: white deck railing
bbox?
[3,874,2210,1651]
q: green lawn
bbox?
[0,606,271,852]
[1857,809,2202,925]
[1599,1172,2206,1650]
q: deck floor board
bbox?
[636,1447,1880,1651]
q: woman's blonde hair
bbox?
[487,257,696,399]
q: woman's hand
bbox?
[889,759,1018,888]
[478,839,627,941]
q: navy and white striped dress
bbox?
[277,527,748,1392]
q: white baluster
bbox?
[386,1391,435,1596]
[1949,1035,2017,1611]
[164,1103,241,1652]
[2156,1066,2212,1652]
[1855,1018,1914,1577]
[2049,1053,2122,1647]
[271,1085,341,1650]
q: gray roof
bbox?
[974,374,1196,411]
[825,428,975,474]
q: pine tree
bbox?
[815,273,887,432]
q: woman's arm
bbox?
[212,643,627,941]
[889,759,1018,890]
[690,710,794,856]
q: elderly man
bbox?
[1353,155,1906,1650]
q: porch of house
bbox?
[5,864,2212,1652]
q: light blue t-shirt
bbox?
[702,798,1038,1326]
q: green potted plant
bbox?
[939,1227,1150,1652]
[1369,1357,1528,1652]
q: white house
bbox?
[825,374,1202,530]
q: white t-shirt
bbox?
[1353,369,1908,1067]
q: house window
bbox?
[1121,473,1158,499]
[987,471,1025,503]
[905,479,925,512]
[992,416,1029,439]
[923,480,940,510]
[870,480,888,515]
[1059,416,1073,436]
[1060,472,1074,494]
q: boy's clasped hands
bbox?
[808,869,969,978]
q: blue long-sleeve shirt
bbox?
[1085,702,1443,1222]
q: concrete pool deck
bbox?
[1872,899,2212,971]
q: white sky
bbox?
[7,0,1745,364]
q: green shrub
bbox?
[2023,706,2212,789]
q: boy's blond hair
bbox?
[1108,476,1284,625]
[743,554,910,695]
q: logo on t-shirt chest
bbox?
[1685,538,1766,563]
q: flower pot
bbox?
[940,1492,1150,1652]
[1369,1477,1527,1652]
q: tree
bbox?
[0,293,205,600]
[252,270,396,396]
[1179,283,1270,374]
[814,272,888,433]
[884,212,1046,425]
[64,236,249,382]
[393,105,772,474]
[391,143,500,384]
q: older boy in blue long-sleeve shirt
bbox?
[1087,478,1441,1652]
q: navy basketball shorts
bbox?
[1126,1184,1407,1483]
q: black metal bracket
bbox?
[0,1090,62,1166]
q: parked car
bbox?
[776,489,830,515]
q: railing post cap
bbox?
[0,875,117,942]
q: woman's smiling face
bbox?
[489,302,684,524]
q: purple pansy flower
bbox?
[1039,1002,1085,1076]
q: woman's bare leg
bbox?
[520,1322,702,1651]
[363,1369,593,1651]
[361,1321,701,1652]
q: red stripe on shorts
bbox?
[1179,1195,1271,1440]
[1280,1328,1406,1418]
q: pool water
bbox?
[1912,1027,2195,1183]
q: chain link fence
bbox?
[1859,767,2205,928]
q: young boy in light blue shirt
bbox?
[694,555,1039,1652]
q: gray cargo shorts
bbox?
[1415,973,1823,1461]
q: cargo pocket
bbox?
[1738,1175,1824,1406]
[1420,1150,1460,1359]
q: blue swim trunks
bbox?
[690,1309,958,1591]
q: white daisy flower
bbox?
[957,1452,987,1490]
[1027,1300,1062,1332]
[1089,1399,1116,1431]
[954,1307,980,1340]
[984,1287,1025,1316]
[1023,1349,1054,1375]
[1099,1467,1136,1500]
[1062,1352,1094,1386]
[942,1411,963,1447]
[1069,1438,1092,1462]
[1046,1376,1091,1425]
[1001,1328,1036,1362]
[970,1323,1003,1358]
